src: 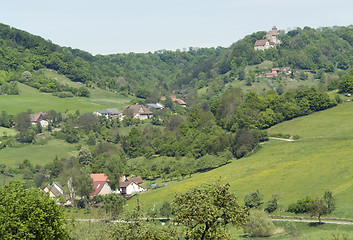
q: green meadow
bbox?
[0,138,79,168]
[133,102,353,219]
[0,80,131,115]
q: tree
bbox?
[310,191,335,223]
[110,199,175,240]
[104,155,126,190]
[160,201,172,219]
[0,110,11,128]
[265,194,280,213]
[244,189,264,209]
[0,181,70,239]
[103,193,126,219]
[78,148,93,166]
[73,168,94,206]
[173,181,248,240]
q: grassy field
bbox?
[0,127,17,137]
[0,138,79,168]
[0,79,131,115]
[132,102,353,219]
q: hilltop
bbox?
[1,23,353,104]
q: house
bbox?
[43,182,64,199]
[93,108,122,119]
[147,103,165,109]
[266,68,280,78]
[254,26,281,51]
[254,39,271,51]
[90,173,116,197]
[123,105,153,120]
[30,112,49,128]
[119,176,146,195]
[171,96,187,107]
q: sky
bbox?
[0,0,353,55]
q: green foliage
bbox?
[73,168,94,203]
[173,181,248,240]
[160,201,172,218]
[310,191,336,223]
[0,181,70,239]
[244,189,264,209]
[243,209,276,237]
[110,200,176,240]
[265,194,280,213]
[102,193,126,219]
[288,196,314,214]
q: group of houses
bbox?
[93,95,186,121]
[265,67,292,78]
[44,174,147,205]
[254,26,281,51]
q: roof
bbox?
[90,173,109,182]
[147,103,164,109]
[174,99,186,105]
[120,180,134,188]
[129,176,144,184]
[29,113,47,122]
[95,110,111,114]
[90,174,109,196]
[267,30,277,36]
[92,181,107,195]
[106,108,120,114]
[254,39,268,47]
[125,105,152,116]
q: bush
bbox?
[244,189,264,209]
[287,196,314,213]
[243,209,276,237]
[0,181,69,239]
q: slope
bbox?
[134,102,353,218]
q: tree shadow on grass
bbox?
[309,222,324,227]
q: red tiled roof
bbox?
[267,30,277,36]
[175,99,186,105]
[90,173,108,182]
[254,39,268,47]
[92,181,106,195]
[90,174,109,196]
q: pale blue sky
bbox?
[1,0,352,55]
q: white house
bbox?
[119,180,146,195]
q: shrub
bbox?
[287,196,314,213]
[244,189,264,209]
[243,209,276,237]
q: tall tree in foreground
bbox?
[0,181,70,239]
[310,191,336,223]
[173,181,248,240]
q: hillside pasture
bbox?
[0,81,130,115]
[133,103,353,218]
[0,139,79,168]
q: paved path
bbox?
[272,218,353,225]
[269,137,295,142]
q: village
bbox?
[29,94,188,206]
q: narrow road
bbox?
[272,218,353,225]
[268,137,295,142]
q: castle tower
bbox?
[272,26,278,34]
